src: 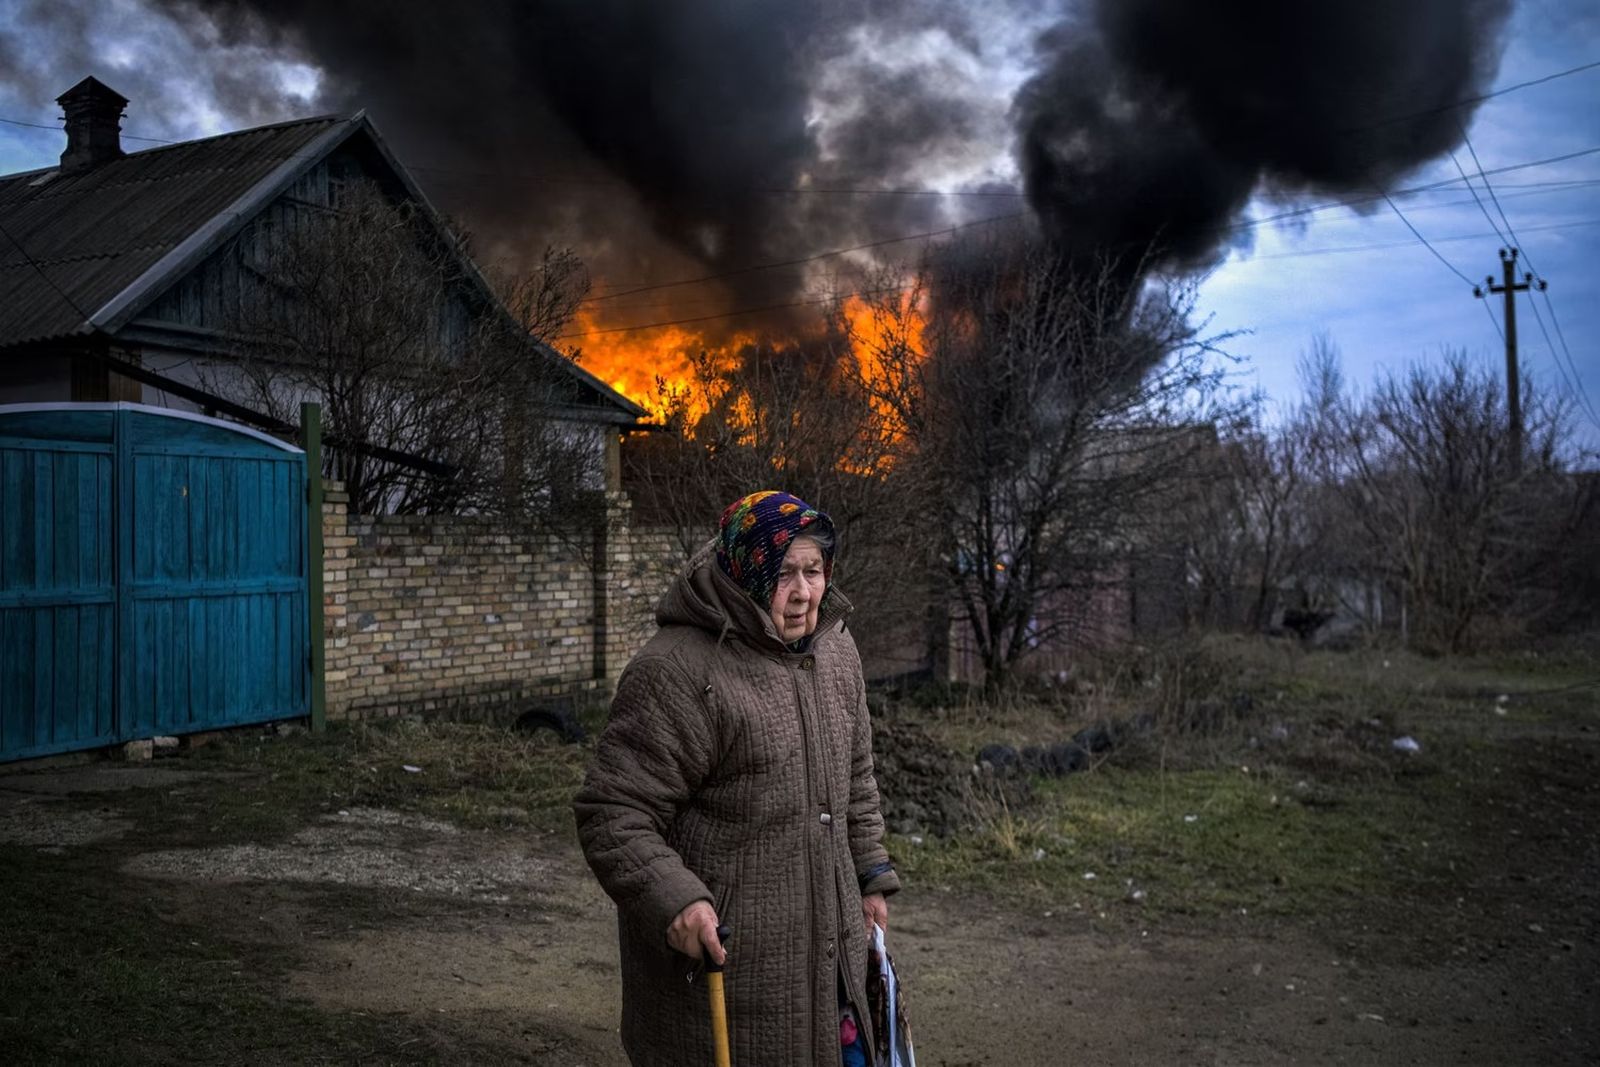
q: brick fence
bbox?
[320,482,682,721]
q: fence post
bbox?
[302,402,327,734]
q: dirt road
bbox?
[4,755,1593,1065]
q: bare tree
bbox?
[1177,423,1258,630]
[1182,397,1320,632]
[1306,345,1589,651]
[208,182,594,519]
[852,232,1241,686]
[489,245,592,347]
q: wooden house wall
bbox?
[135,149,471,350]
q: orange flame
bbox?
[570,289,927,428]
[840,291,926,394]
[567,307,726,416]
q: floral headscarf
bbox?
[715,490,835,607]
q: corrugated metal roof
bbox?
[0,117,344,348]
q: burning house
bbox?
[0,77,645,501]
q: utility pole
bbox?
[1475,247,1546,475]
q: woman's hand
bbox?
[862,892,888,937]
[667,900,726,965]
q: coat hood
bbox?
[658,539,851,653]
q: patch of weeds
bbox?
[910,698,1087,761]
[341,722,588,831]
[423,776,584,834]
[1260,670,1361,709]
[573,698,613,739]
[892,758,1472,921]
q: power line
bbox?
[415,161,1029,199]
[1460,127,1543,276]
[1449,178,1600,191]
[1540,292,1598,428]
[1248,216,1600,261]
[1450,150,1510,244]
[581,212,1025,304]
[577,214,1595,313]
[1529,292,1593,428]
[1376,188,1477,286]
[0,115,65,135]
[5,103,1597,270]
[12,127,1581,208]
[1538,305,1598,431]
[559,207,1600,337]
[1375,182,1600,218]
[586,214,1598,312]
[432,54,1600,192]
[1480,297,1505,342]
[1525,287,1600,429]
[1235,175,1600,236]
[1522,283,1578,402]
[584,147,1600,294]
[1341,57,1600,135]
[567,172,1589,293]
[0,216,92,323]
[3,110,1029,200]
[1239,146,1600,231]
[555,284,912,341]
[1539,290,1583,386]
[0,116,358,201]
[0,117,185,147]
[16,94,1571,209]
[578,146,1600,299]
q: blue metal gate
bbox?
[0,403,309,761]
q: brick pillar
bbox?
[600,491,637,691]
[320,480,353,719]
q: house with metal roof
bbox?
[0,76,643,493]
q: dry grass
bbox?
[891,636,1600,919]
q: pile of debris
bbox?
[870,719,1031,838]
[974,714,1153,782]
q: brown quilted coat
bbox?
[574,543,900,1066]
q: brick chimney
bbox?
[56,76,129,173]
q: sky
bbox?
[1199,1,1600,442]
[1,0,1595,445]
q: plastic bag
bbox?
[868,923,915,1067]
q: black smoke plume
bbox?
[92,1,1512,333]
[1017,0,1513,282]
[145,0,997,331]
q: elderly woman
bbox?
[574,490,899,1066]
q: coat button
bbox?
[801,656,815,670]
[826,942,836,959]
[819,812,832,825]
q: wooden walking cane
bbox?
[706,925,732,1067]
